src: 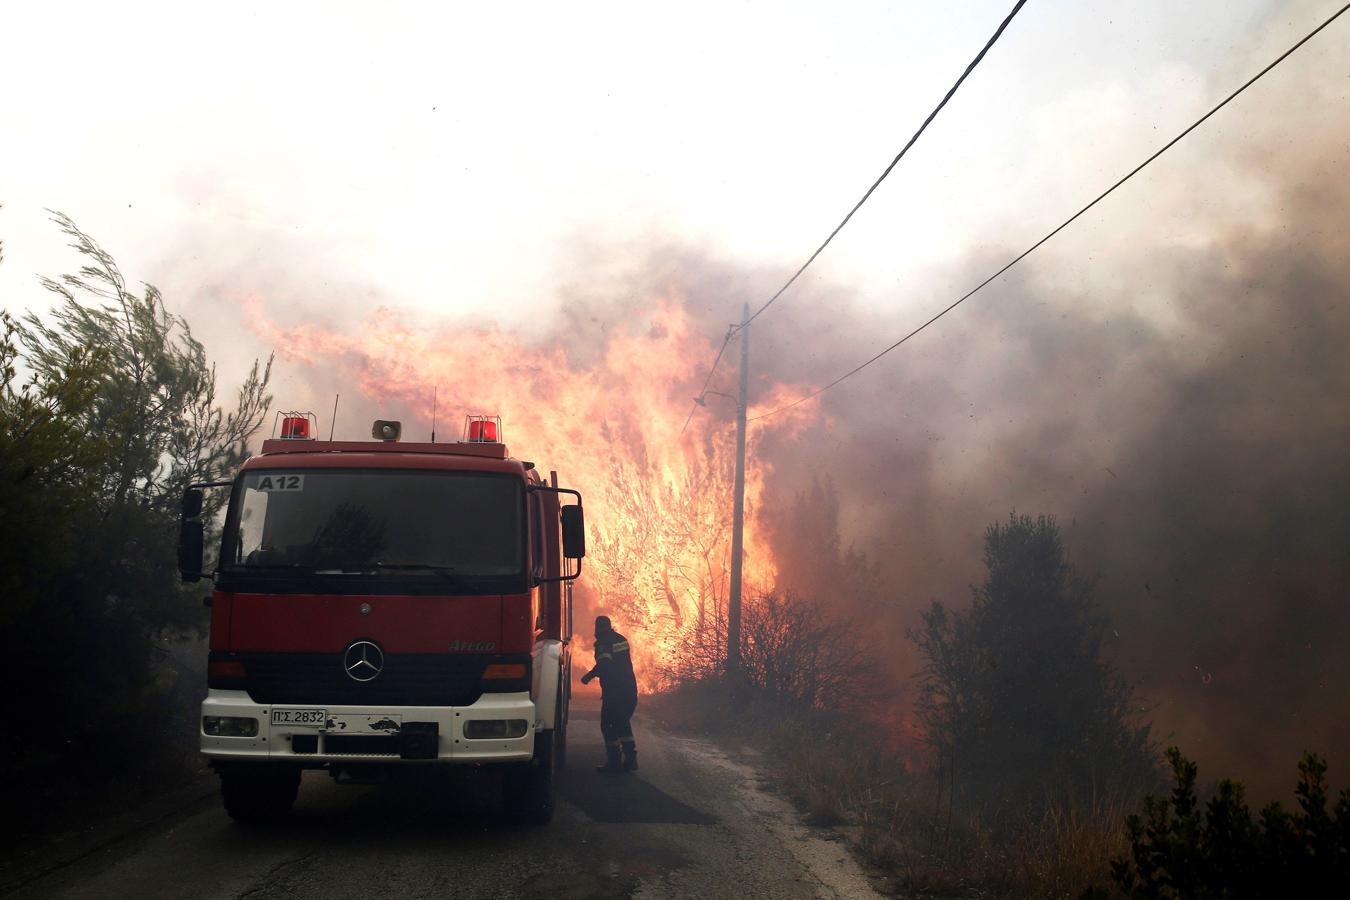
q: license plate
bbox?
[271,708,327,727]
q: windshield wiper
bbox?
[236,563,316,572]
[340,563,463,579]
[233,562,467,582]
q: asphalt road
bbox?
[6,701,882,899]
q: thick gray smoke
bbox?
[194,151,1347,797]
[735,139,1350,797]
[154,27,1347,795]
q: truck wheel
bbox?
[219,765,301,825]
[506,729,556,825]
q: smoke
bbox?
[185,18,1350,795]
[740,136,1350,797]
[218,139,1349,794]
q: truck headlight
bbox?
[203,716,259,737]
[463,719,528,739]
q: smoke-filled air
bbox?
[241,121,1350,797]
[6,1,1350,894]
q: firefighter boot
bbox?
[596,744,622,773]
[621,742,639,772]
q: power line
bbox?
[680,325,736,435]
[750,0,1350,423]
[739,0,1028,332]
[682,0,1028,433]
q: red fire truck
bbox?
[178,413,583,824]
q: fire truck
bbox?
[177,413,583,824]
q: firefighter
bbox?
[579,615,638,773]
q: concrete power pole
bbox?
[727,303,749,676]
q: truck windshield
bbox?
[223,470,523,577]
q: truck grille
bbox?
[227,652,528,707]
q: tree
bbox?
[768,475,881,618]
[909,513,1155,810]
[1,212,272,777]
[23,211,271,516]
[589,437,735,667]
[1085,748,1350,898]
[0,312,112,621]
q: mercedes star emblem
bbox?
[343,640,384,682]
[359,602,372,616]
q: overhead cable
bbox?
[738,0,1029,332]
[681,0,1029,433]
[750,1,1350,423]
[680,326,736,434]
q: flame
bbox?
[246,294,815,688]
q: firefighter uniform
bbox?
[581,618,638,773]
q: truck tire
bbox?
[219,765,301,825]
[505,728,556,825]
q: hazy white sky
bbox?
[1,0,1340,352]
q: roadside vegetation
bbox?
[657,511,1350,897]
[655,513,1155,897]
[1086,748,1350,899]
[1,212,271,827]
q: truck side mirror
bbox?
[179,520,205,583]
[181,487,204,519]
[561,505,586,559]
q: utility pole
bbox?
[727,303,749,677]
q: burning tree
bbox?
[909,513,1156,810]
[659,588,878,713]
[248,295,801,687]
[589,437,737,663]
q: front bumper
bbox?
[201,689,536,764]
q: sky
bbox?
[3,0,1323,346]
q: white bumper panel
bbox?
[201,689,536,764]
[531,638,565,731]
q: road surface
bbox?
[5,701,882,899]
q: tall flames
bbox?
[246,295,813,687]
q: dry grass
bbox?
[1004,800,1130,899]
[648,684,1130,898]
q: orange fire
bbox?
[246,295,816,689]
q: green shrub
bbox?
[1086,747,1350,898]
